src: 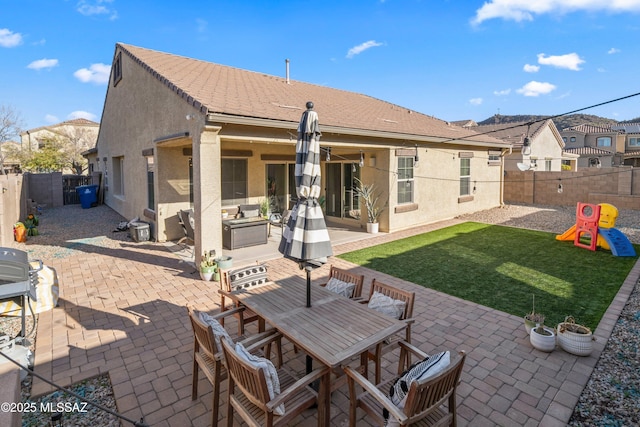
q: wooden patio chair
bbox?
[187,305,283,426]
[177,209,194,245]
[221,338,330,427]
[360,278,416,384]
[219,264,269,336]
[319,265,365,300]
[344,341,466,427]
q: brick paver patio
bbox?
[28,209,640,426]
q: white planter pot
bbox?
[366,222,379,234]
[530,326,556,352]
[200,270,214,281]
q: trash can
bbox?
[76,185,98,209]
[130,221,150,242]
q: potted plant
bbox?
[557,316,595,356]
[354,178,387,233]
[200,250,217,281]
[530,323,556,352]
[524,295,545,334]
[259,198,269,218]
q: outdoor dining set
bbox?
[187,263,466,426]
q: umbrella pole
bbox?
[306,267,311,308]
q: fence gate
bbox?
[62,175,92,205]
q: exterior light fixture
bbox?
[326,147,331,162]
[558,180,563,194]
[414,144,419,167]
[359,150,364,168]
[352,162,356,173]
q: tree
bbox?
[0,105,25,174]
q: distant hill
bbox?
[477,114,640,131]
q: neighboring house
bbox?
[612,123,640,167]
[20,118,100,174]
[91,43,510,261]
[461,119,575,172]
[0,141,22,173]
[560,124,625,169]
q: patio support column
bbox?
[194,125,222,265]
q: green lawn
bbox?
[338,222,639,329]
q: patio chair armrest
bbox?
[343,366,408,423]
[241,329,283,353]
[211,306,245,319]
[351,296,365,303]
[397,340,428,359]
[267,366,330,410]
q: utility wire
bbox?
[0,349,149,427]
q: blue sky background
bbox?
[2,0,640,131]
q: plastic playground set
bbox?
[556,202,636,257]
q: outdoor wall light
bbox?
[325,147,331,162]
[352,163,356,172]
[414,144,419,167]
[359,150,364,167]
[522,136,532,156]
[558,181,564,194]
[185,114,196,121]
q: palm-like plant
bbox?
[354,178,386,224]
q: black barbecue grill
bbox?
[0,248,42,338]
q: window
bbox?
[460,158,471,196]
[630,137,640,146]
[112,51,122,86]
[570,137,576,142]
[222,158,248,205]
[597,137,611,147]
[487,150,501,166]
[545,160,552,171]
[562,137,567,143]
[146,155,155,210]
[112,156,125,196]
[397,156,414,204]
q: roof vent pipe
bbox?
[285,59,290,84]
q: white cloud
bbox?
[0,28,23,48]
[469,98,483,105]
[537,53,585,71]
[45,114,59,124]
[346,40,383,59]
[494,89,511,96]
[73,63,111,84]
[471,0,640,25]
[523,64,540,73]
[516,81,557,97]
[77,0,118,20]
[27,58,59,70]
[68,111,97,121]
[608,47,620,54]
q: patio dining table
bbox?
[218,278,407,426]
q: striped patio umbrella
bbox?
[279,101,333,307]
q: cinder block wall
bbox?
[504,167,640,209]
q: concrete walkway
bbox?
[28,206,640,426]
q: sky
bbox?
[2,0,640,133]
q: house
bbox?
[0,141,22,173]
[559,124,625,168]
[461,119,576,171]
[91,43,511,261]
[612,123,640,167]
[20,118,100,174]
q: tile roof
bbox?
[562,124,622,134]
[623,150,640,158]
[118,43,507,146]
[469,120,552,146]
[563,147,613,155]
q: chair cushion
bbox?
[198,311,233,351]
[235,342,285,415]
[368,291,406,319]
[383,351,450,423]
[228,265,268,291]
[241,209,260,218]
[325,277,356,298]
